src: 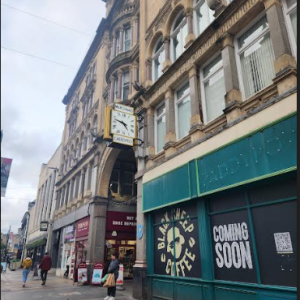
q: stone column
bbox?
[185,8,196,48]
[84,165,90,192]
[146,107,155,157]
[162,36,172,72]
[133,156,148,300]
[135,17,139,43]
[109,77,115,104]
[145,59,152,87]
[263,0,297,94]
[165,89,176,145]
[131,19,135,48]
[129,66,134,96]
[221,34,243,123]
[110,34,116,61]
[117,70,123,102]
[86,196,108,281]
[119,28,124,53]
[189,66,202,128]
[188,66,205,143]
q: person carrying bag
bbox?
[103,253,119,300]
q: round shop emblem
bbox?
[156,208,197,277]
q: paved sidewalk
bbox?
[1,268,136,300]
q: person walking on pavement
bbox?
[104,253,119,300]
[39,252,52,285]
[21,256,33,287]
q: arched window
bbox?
[152,37,165,81]
[194,0,215,37]
[171,11,188,61]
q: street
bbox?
[1,269,136,300]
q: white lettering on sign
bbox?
[213,223,253,270]
[157,208,197,277]
[113,135,134,146]
[114,104,134,115]
[112,221,137,227]
[78,221,88,230]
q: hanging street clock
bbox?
[104,103,137,147]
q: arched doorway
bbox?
[98,147,138,279]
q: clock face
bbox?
[111,110,136,138]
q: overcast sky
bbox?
[1,0,106,234]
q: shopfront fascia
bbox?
[106,211,137,278]
[143,114,297,300]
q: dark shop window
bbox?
[208,173,297,287]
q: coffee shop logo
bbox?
[157,208,196,277]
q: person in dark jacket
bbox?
[104,253,119,300]
[39,252,52,285]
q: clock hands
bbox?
[114,118,128,131]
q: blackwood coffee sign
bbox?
[154,206,201,278]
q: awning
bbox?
[26,238,46,249]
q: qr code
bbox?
[274,232,293,254]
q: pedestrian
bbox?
[64,255,71,277]
[39,252,52,285]
[104,253,119,300]
[21,256,33,287]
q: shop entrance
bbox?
[104,148,137,279]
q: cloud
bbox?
[1,0,106,233]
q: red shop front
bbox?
[106,211,137,279]
[73,217,90,283]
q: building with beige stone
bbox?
[52,0,297,299]
[25,145,62,268]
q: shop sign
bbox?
[116,264,124,286]
[77,262,88,283]
[92,263,104,285]
[64,225,75,243]
[213,223,253,270]
[210,211,257,283]
[40,221,48,232]
[76,217,90,238]
[154,206,202,278]
[106,212,137,232]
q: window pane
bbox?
[238,16,269,49]
[177,83,189,100]
[196,0,214,35]
[203,57,226,123]
[123,86,129,101]
[156,103,166,117]
[173,33,180,60]
[286,0,297,8]
[290,9,297,43]
[123,71,130,84]
[157,116,166,152]
[239,32,275,98]
[178,96,191,139]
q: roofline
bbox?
[62,18,107,105]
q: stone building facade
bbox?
[52,0,297,299]
[26,145,62,268]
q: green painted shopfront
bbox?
[143,114,297,300]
